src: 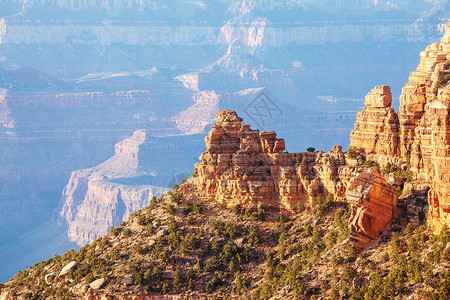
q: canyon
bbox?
[6,19,450,294]
[1,0,450,282]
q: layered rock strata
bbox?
[195,110,348,211]
[349,23,450,232]
[347,169,398,251]
[195,110,399,251]
[350,85,399,156]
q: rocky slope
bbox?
[0,129,447,299]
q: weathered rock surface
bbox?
[194,110,351,212]
[194,110,402,250]
[349,85,399,156]
[349,23,450,233]
[347,169,398,251]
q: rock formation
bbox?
[350,85,399,156]
[349,23,450,233]
[59,131,203,245]
[347,169,398,251]
[194,110,405,251]
[195,110,351,212]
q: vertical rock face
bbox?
[348,24,450,233]
[411,89,450,232]
[194,110,300,211]
[347,169,398,251]
[398,30,450,157]
[350,85,399,156]
[399,24,450,232]
[194,110,349,211]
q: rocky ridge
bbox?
[195,110,344,210]
[0,142,447,299]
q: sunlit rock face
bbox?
[397,24,450,233]
[347,169,398,251]
[193,110,400,252]
[348,23,450,233]
[194,110,353,212]
[350,85,399,157]
[194,109,302,211]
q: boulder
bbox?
[89,277,108,290]
[59,261,79,278]
[347,169,397,251]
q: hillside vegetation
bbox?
[1,179,449,299]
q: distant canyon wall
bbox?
[0,20,443,46]
[0,88,191,241]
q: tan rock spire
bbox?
[349,85,399,156]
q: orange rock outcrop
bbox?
[347,169,398,251]
[350,85,399,156]
[194,110,347,212]
[195,110,398,251]
[197,23,450,244]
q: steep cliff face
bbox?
[404,29,450,233]
[349,23,450,233]
[411,88,450,232]
[194,110,349,211]
[0,88,176,241]
[59,130,204,245]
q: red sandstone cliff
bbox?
[194,110,401,251]
[347,169,398,251]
